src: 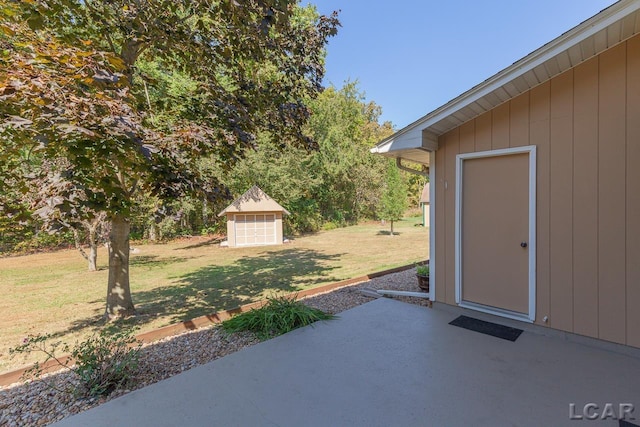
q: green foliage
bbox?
[416,263,429,276]
[378,161,408,223]
[70,327,141,397]
[10,327,141,397]
[321,221,339,231]
[306,81,393,224]
[222,295,336,340]
[11,230,75,254]
[0,0,339,317]
[223,81,394,234]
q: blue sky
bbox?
[309,0,616,129]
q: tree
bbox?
[378,161,407,236]
[31,159,109,271]
[0,0,339,319]
[306,82,393,224]
[223,81,394,233]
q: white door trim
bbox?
[454,145,537,323]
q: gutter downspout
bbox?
[396,158,429,177]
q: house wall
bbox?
[225,211,285,248]
[434,34,640,347]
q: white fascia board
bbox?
[378,0,640,145]
[371,127,423,154]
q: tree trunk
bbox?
[148,223,158,242]
[202,194,208,226]
[87,225,98,272]
[73,228,97,271]
[105,215,135,320]
[390,220,395,236]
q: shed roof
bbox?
[420,183,430,204]
[218,186,290,216]
[371,0,640,165]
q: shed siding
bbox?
[433,34,639,347]
[475,111,492,152]
[597,43,626,345]
[572,58,599,339]
[509,93,529,148]
[459,121,475,154]
[549,70,574,333]
[627,35,640,348]
[492,103,510,150]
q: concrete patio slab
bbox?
[52,298,639,427]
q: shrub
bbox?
[416,263,429,276]
[10,326,141,397]
[222,295,337,340]
[321,221,339,231]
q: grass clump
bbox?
[222,295,337,340]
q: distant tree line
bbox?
[0,0,424,319]
[1,80,424,255]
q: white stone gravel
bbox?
[0,269,426,427]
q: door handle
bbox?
[520,242,528,248]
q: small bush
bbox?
[416,263,429,276]
[10,326,141,397]
[222,295,337,340]
[321,221,339,231]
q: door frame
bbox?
[454,145,537,323]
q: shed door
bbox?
[234,214,277,246]
[456,147,536,322]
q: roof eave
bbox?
[374,0,640,152]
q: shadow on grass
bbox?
[56,248,343,339]
[178,236,225,250]
[129,255,191,268]
[376,230,401,236]
[132,248,343,324]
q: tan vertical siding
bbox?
[626,35,640,348]
[444,130,460,305]
[459,121,475,154]
[509,93,530,148]
[598,44,627,345]
[572,58,600,338]
[433,34,639,347]
[549,71,574,332]
[435,143,447,303]
[530,82,551,326]
[492,103,510,150]
[275,213,284,245]
[474,112,492,152]
[227,216,236,247]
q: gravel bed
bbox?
[0,269,427,426]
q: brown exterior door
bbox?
[460,152,531,316]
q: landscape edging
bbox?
[0,262,420,387]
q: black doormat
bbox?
[449,315,523,342]
[620,420,640,427]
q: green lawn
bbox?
[0,217,428,372]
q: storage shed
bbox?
[372,0,640,349]
[218,186,289,248]
[420,183,430,227]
